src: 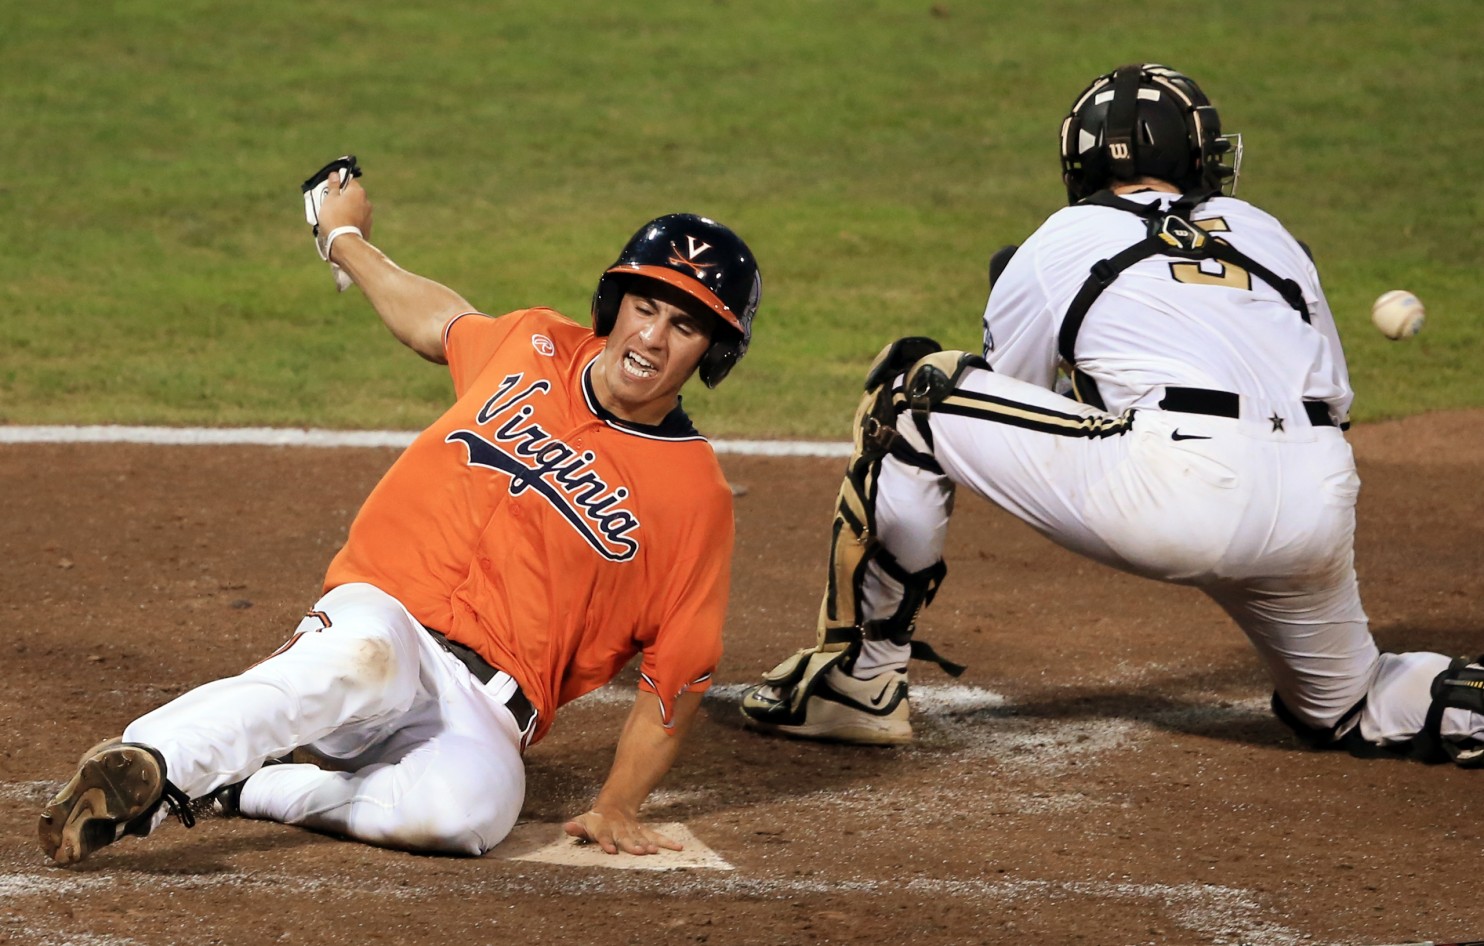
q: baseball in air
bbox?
[1370,290,1425,340]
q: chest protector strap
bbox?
[1056,190,1311,366]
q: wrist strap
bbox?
[318,225,363,262]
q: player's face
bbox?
[591,284,713,426]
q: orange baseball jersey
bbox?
[323,307,734,745]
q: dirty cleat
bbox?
[38,741,193,865]
[741,653,913,745]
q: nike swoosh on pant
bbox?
[1171,430,1212,441]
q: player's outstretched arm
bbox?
[563,689,702,855]
[316,177,471,364]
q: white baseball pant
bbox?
[124,582,526,855]
[861,366,1484,747]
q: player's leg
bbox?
[1202,435,1484,764]
[120,582,427,796]
[1210,570,1484,763]
[741,443,955,744]
[740,340,969,743]
[235,650,527,855]
[742,343,1143,743]
[40,582,427,863]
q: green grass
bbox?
[1,0,1479,436]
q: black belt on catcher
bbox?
[423,628,536,734]
[1158,386,1337,427]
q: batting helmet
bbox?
[1058,63,1241,205]
[591,213,762,388]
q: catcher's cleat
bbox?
[191,748,309,819]
[741,649,912,746]
[38,740,194,865]
[193,780,247,820]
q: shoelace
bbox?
[158,779,196,829]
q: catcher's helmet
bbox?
[591,213,761,388]
[1059,63,1242,204]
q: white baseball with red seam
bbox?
[1371,290,1425,340]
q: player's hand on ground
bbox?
[562,808,683,856]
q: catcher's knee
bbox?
[1273,656,1484,768]
[902,349,990,419]
[853,337,988,470]
[852,336,943,468]
[1270,692,1369,752]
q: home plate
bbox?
[490,822,733,871]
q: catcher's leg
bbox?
[740,340,976,745]
[1209,554,1484,765]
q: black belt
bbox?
[1158,386,1335,427]
[424,628,536,734]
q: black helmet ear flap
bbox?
[699,339,739,389]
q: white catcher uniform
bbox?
[845,189,1484,752]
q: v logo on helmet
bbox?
[667,239,718,278]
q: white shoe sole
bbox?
[755,696,913,746]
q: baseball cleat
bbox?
[193,780,247,820]
[38,740,193,865]
[191,749,306,819]
[741,664,913,746]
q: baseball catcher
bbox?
[740,63,1484,766]
[39,162,763,863]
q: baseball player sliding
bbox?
[38,165,763,863]
[742,64,1484,766]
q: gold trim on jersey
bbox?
[932,388,1134,439]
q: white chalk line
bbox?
[0,425,852,457]
[0,867,1305,946]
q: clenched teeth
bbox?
[624,352,657,378]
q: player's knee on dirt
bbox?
[366,741,524,855]
[1270,692,1370,753]
[1274,656,1484,767]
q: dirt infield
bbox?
[2,412,1482,946]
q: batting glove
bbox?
[301,155,363,292]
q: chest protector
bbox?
[1056,190,1310,409]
